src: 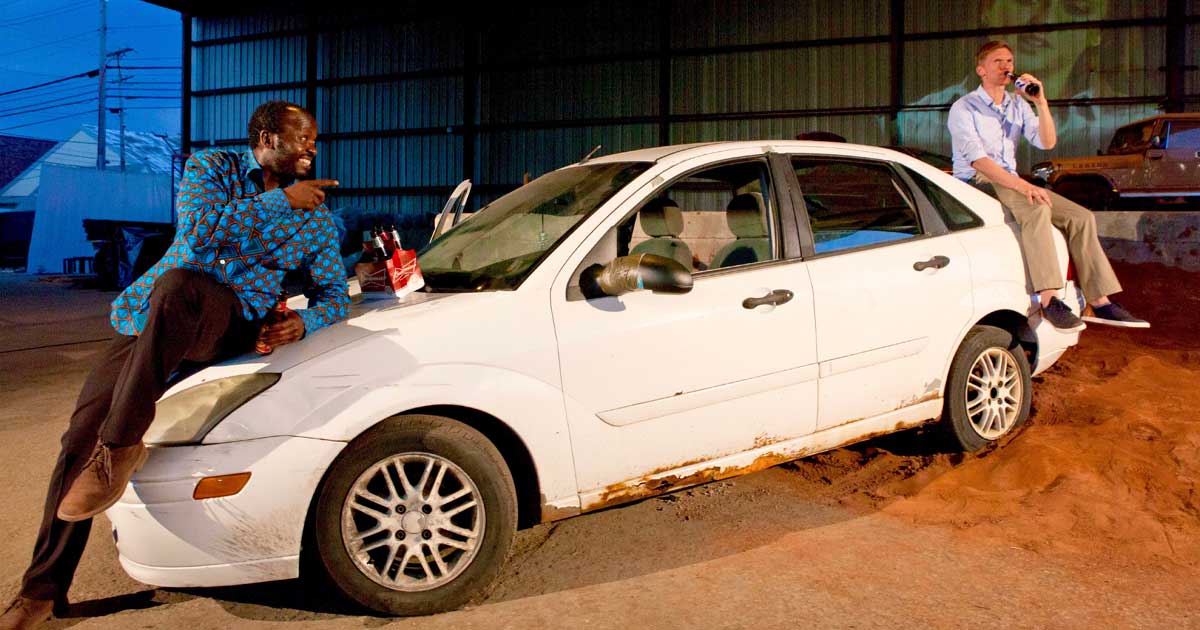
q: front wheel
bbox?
[942,325,1032,452]
[311,415,517,616]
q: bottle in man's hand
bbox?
[1007,72,1040,97]
[255,291,289,355]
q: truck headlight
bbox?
[144,373,280,445]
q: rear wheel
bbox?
[942,325,1032,452]
[312,415,517,616]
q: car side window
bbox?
[902,167,982,231]
[603,160,778,274]
[793,158,922,254]
[1166,121,1200,149]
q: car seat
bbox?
[630,197,692,269]
[710,193,770,268]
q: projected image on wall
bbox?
[899,0,1164,163]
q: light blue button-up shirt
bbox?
[948,85,1046,180]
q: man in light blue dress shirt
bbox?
[948,40,1147,331]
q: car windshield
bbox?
[419,162,650,291]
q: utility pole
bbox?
[96,0,107,170]
[108,48,133,172]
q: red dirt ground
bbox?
[784,261,1200,569]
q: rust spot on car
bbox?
[539,500,580,523]
[752,433,785,449]
[587,451,796,512]
[898,391,942,409]
[583,416,940,513]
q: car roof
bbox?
[1118,113,1200,128]
[584,140,909,165]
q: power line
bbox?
[112,66,181,70]
[0,0,91,27]
[0,88,96,108]
[109,24,177,31]
[0,108,95,132]
[0,81,95,101]
[0,69,98,98]
[0,97,97,119]
[0,30,95,57]
[106,87,180,93]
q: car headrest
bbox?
[639,197,684,237]
[726,193,767,238]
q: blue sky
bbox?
[0,0,181,141]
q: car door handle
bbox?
[913,255,950,271]
[743,289,794,309]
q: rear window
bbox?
[903,167,982,231]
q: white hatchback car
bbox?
[109,141,1080,615]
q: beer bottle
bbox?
[1007,72,1040,97]
[371,228,390,262]
[255,291,289,355]
[389,223,403,251]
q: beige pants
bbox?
[972,174,1121,302]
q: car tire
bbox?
[311,414,517,616]
[941,325,1032,452]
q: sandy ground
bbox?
[0,262,1197,629]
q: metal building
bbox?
[151,0,1200,235]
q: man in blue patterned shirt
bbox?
[2,101,349,629]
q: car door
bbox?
[787,155,973,431]
[1146,120,1200,193]
[550,151,818,494]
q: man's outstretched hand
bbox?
[257,309,305,348]
[284,179,339,210]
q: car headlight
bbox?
[144,373,281,445]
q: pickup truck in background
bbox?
[1031,113,1200,210]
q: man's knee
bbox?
[1017,202,1052,228]
[153,267,203,293]
[149,268,208,311]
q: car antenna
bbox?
[580,144,603,163]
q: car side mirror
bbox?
[1150,135,1163,149]
[579,254,693,298]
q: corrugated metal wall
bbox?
[186,0,1197,234]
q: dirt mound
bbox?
[783,261,1200,569]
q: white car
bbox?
[109,141,1081,615]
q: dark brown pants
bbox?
[20,268,257,602]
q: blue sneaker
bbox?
[1082,302,1150,328]
[1042,296,1086,332]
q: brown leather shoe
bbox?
[0,596,53,630]
[57,442,149,522]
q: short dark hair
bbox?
[248,100,311,148]
[975,40,1012,66]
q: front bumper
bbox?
[108,435,345,587]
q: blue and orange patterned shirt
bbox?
[110,148,350,336]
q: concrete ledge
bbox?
[1096,211,1200,271]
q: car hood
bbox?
[159,290,460,398]
[1040,154,1141,169]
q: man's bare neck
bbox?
[251,146,282,191]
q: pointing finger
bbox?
[310,179,339,188]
